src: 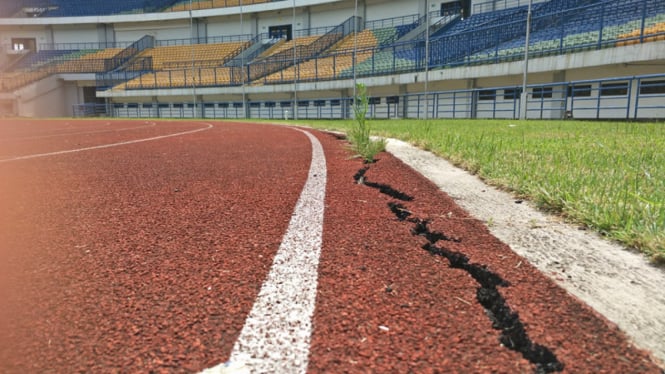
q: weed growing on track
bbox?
[286,118,665,263]
[347,83,386,163]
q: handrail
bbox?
[155,33,252,46]
[365,14,419,30]
[247,15,361,81]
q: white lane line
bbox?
[200,129,327,374]
[0,121,156,142]
[0,122,213,163]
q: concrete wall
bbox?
[52,25,98,45]
[366,0,420,22]
[0,26,49,50]
[15,76,66,117]
[114,20,191,43]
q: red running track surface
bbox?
[0,119,661,373]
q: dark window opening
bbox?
[600,82,628,96]
[330,99,341,106]
[369,97,381,105]
[83,87,103,104]
[313,100,326,107]
[640,80,665,95]
[568,84,592,97]
[11,38,36,51]
[269,24,293,41]
[232,102,243,108]
[298,100,309,107]
[478,89,496,101]
[386,96,399,104]
[280,101,292,107]
[532,87,553,99]
[265,101,276,108]
[441,1,462,17]
[504,88,522,100]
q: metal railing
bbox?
[365,14,419,30]
[86,73,665,120]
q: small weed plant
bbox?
[348,83,385,163]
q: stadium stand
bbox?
[54,48,125,73]
[16,0,178,17]
[467,0,665,63]
[0,47,125,90]
[137,41,248,70]
[116,41,249,89]
[260,29,378,84]
[259,35,321,59]
[119,65,246,89]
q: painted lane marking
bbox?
[0,122,213,163]
[200,128,327,374]
[0,122,156,142]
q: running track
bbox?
[0,119,661,373]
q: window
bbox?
[640,80,665,95]
[600,82,628,96]
[269,24,293,41]
[532,87,553,99]
[232,102,243,108]
[249,102,261,108]
[114,103,124,108]
[478,89,496,101]
[298,100,309,107]
[127,103,139,109]
[568,84,592,97]
[11,38,35,52]
[441,1,462,16]
[265,101,276,108]
[219,102,229,108]
[369,97,381,105]
[158,103,169,108]
[280,101,292,107]
[386,96,399,104]
[330,99,341,106]
[204,103,215,108]
[143,103,153,108]
[503,88,522,100]
[313,100,326,107]
[173,103,183,108]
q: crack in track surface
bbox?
[354,167,413,201]
[357,167,564,374]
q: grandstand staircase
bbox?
[225,34,281,67]
[397,12,461,43]
[246,15,361,82]
[0,50,33,73]
[95,35,155,90]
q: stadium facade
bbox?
[0,0,664,119]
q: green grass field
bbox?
[287,118,665,263]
